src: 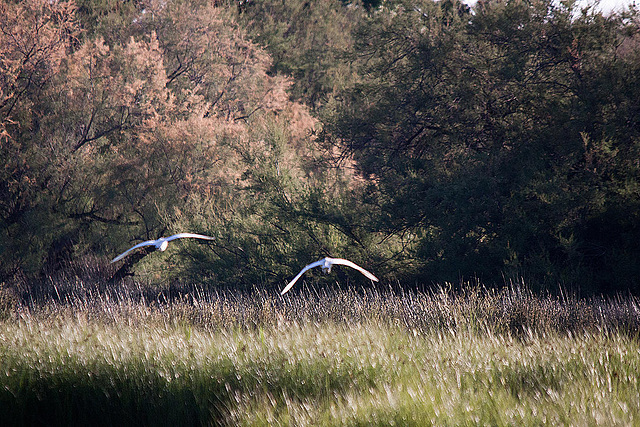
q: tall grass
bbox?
[0,273,639,425]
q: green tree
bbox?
[326,0,640,293]
[236,0,364,110]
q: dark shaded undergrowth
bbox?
[4,259,639,337]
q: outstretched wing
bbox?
[280,259,324,295]
[110,240,157,263]
[330,258,379,282]
[165,233,215,242]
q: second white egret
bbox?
[280,257,378,295]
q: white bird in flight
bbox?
[110,233,215,263]
[280,257,379,295]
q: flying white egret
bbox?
[110,233,215,263]
[280,257,378,295]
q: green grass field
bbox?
[0,281,639,426]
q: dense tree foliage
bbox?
[235,0,364,109]
[0,0,368,288]
[1,0,639,294]
[326,0,640,292]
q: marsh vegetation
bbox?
[1,274,639,425]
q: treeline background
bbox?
[1,0,639,295]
